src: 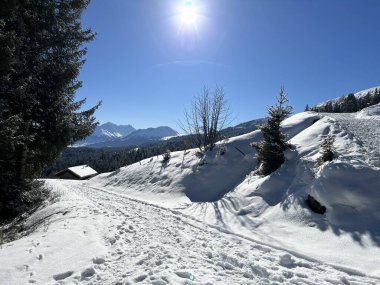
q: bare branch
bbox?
[179,86,232,152]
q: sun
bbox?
[179,1,198,26]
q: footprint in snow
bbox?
[175,271,195,280]
[134,274,147,282]
[53,270,74,281]
[81,267,96,280]
[92,257,106,264]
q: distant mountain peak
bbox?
[123,126,178,140]
[73,124,178,148]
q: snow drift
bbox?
[89,104,380,277]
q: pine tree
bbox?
[342,93,358,112]
[304,104,310,111]
[0,0,99,219]
[372,88,380,105]
[252,87,293,176]
[318,135,335,164]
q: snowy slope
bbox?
[87,105,380,278]
[0,179,378,284]
[316,86,380,108]
[89,112,319,203]
[1,105,380,284]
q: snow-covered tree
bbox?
[0,0,99,219]
[252,87,293,176]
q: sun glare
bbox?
[180,1,198,26]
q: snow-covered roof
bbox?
[56,165,98,179]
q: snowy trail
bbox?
[325,113,380,165]
[60,181,377,285]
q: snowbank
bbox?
[356,103,380,119]
[88,107,380,277]
[90,112,319,204]
[0,180,107,284]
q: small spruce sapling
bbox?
[251,87,293,176]
[162,149,171,162]
[318,135,335,164]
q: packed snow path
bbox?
[48,181,377,285]
[325,113,380,166]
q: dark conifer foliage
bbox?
[0,0,99,219]
[318,135,335,164]
[42,138,193,176]
[252,87,293,176]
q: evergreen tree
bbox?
[252,87,293,176]
[326,102,334,112]
[0,0,99,219]
[304,104,310,111]
[332,103,341,113]
[318,135,335,164]
[342,93,358,112]
[372,88,380,105]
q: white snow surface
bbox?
[1,105,380,284]
[100,129,123,138]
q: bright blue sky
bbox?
[78,0,380,129]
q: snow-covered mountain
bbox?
[93,122,135,138]
[126,126,178,140]
[222,117,267,137]
[74,122,135,146]
[74,124,178,148]
[88,126,179,148]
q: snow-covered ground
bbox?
[1,180,378,284]
[1,104,380,284]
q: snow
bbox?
[1,104,380,284]
[100,129,123,138]
[67,165,98,179]
[1,180,377,284]
[89,112,320,204]
[0,181,107,284]
[316,86,380,108]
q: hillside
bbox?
[1,104,380,284]
[44,117,266,176]
[88,103,380,277]
[312,86,380,113]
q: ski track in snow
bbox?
[325,113,380,166]
[56,181,377,285]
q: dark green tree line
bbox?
[309,89,380,113]
[0,0,99,219]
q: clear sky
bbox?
[77,0,380,129]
